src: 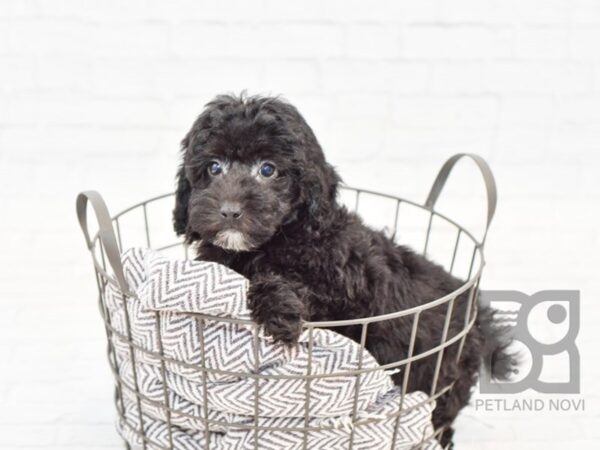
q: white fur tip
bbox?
[214,230,250,252]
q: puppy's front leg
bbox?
[247,273,308,345]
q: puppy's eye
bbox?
[259,162,276,178]
[208,161,223,176]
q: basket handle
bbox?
[76,191,130,293]
[425,153,497,243]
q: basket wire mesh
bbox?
[77,153,497,450]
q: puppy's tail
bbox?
[477,304,519,380]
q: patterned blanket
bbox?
[104,247,441,449]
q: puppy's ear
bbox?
[173,138,191,236]
[305,161,341,223]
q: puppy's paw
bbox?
[247,276,307,346]
[262,309,304,346]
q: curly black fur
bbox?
[173,93,514,447]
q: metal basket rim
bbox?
[88,186,485,328]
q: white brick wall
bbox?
[0,0,598,448]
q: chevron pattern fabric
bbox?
[103,247,441,449]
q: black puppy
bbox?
[173,94,513,447]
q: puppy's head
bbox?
[173,94,340,252]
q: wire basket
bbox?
[77,153,496,450]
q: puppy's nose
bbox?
[220,201,243,219]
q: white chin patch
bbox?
[214,230,250,252]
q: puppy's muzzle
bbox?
[220,201,243,220]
